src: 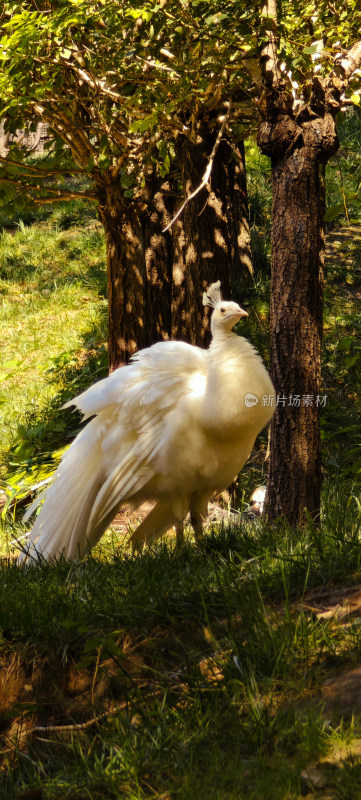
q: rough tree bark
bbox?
[256,0,356,524]
[258,111,338,525]
[97,175,146,370]
[235,138,253,282]
[141,164,174,344]
[172,118,252,346]
[96,135,252,367]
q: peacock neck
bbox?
[203,332,274,437]
[209,328,239,348]
[208,330,253,358]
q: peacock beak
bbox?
[233,308,248,319]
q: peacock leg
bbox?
[190,511,205,542]
[190,493,210,542]
[175,521,184,545]
[129,501,176,550]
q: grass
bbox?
[0,487,361,798]
[0,203,108,492]
[325,110,361,227]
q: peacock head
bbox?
[203,281,248,335]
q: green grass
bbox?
[325,110,361,226]
[322,225,361,480]
[0,204,108,491]
[0,486,361,798]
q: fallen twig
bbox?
[32,702,127,735]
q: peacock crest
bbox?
[202,280,222,309]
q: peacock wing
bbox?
[80,341,208,537]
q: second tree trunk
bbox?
[258,113,338,525]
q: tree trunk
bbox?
[95,129,252,368]
[172,121,252,346]
[141,165,174,344]
[258,113,338,525]
[232,138,253,284]
[97,176,146,370]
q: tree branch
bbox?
[0,154,86,176]
[257,1,294,119]
[29,104,87,166]
[31,683,166,738]
[339,40,361,80]
[0,175,97,202]
[259,0,282,88]
[32,191,98,205]
[134,54,181,77]
[32,702,128,735]
[162,101,231,233]
[36,187,97,200]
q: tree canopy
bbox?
[0,1,360,211]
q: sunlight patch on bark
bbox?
[213,228,227,251]
[186,242,197,263]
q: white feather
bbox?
[19,286,275,560]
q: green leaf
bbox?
[337,336,354,351]
[75,655,96,669]
[345,354,360,368]
[2,358,23,370]
[0,182,16,201]
[84,636,103,653]
[129,116,156,134]
[324,203,345,222]
[156,139,168,158]
[159,153,170,176]
[303,40,323,55]
[331,424,361,435]
[98,153,110,171]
